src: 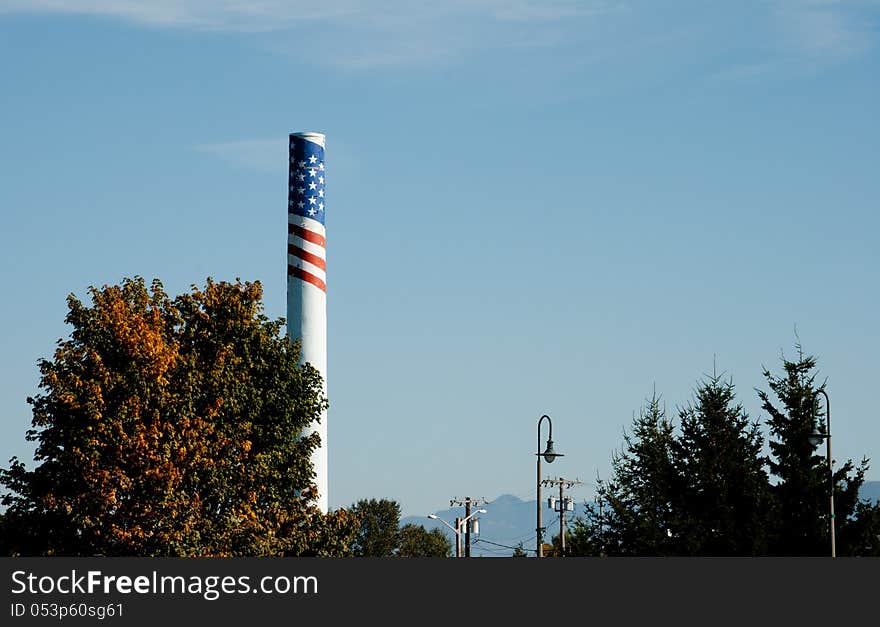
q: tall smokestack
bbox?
[287,131,328,512]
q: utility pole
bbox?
[450,497,488,557]
[541,477,582,556]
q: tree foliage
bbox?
[672,372,771,555]
[572,347,880,556]
[348,499,452,557]
[0,277,356,556]
[580,391,679,556]
[349,498,401,557]
[760,345,879,556]
[397,524,452,557]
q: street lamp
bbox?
[428,509,487,558]
[808,389,835,558]
[536,414,562,557]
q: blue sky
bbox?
[1,1,878,517]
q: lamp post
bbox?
[808,389,835,558]
[536,414,562,557]
[428,509,487,558]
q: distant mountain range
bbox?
[403,481,880,557]
[861,480,880,502]
[402,494,588,557]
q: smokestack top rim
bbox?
[290,131,325,148]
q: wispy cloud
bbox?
[4,1,874,73]
[774,0,875,61]
[194,138,287,172]
[0,1,621,67]
[0,0,616,31]
[704,0,877,83]
[490,0,617,22]
[0,1,358,30]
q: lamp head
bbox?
[808,430,824,447]
[542,439,562,463]
[427,514,438,520]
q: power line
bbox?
[469,543,511,555]
[473,538,533,552]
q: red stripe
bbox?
[288,265,326,292]
[288,223,326,248]
[288,244,326,271]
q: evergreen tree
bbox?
[672,371,771,555]
[566,495,610,557]
[550,517,600,557]
[845,500,880,557]
[583,391,680,555]
[574,373,773,557]
[558,509,600,557]
[569,346,880,557]
[759,345,878,555]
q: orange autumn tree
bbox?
[0,277,356,556]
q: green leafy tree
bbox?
[0,277,356,556]
[396,524,452,557]
[349,498,401,557]
[0,512,8,555]
[672,371,771,555]
[759,344,879,556]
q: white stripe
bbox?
[291,132,325,149]
[288,234,325,258]
[287,254,326,282]
[288,213,326,237]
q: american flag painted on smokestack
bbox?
[288,137,326,290]
[288,132,328,513]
